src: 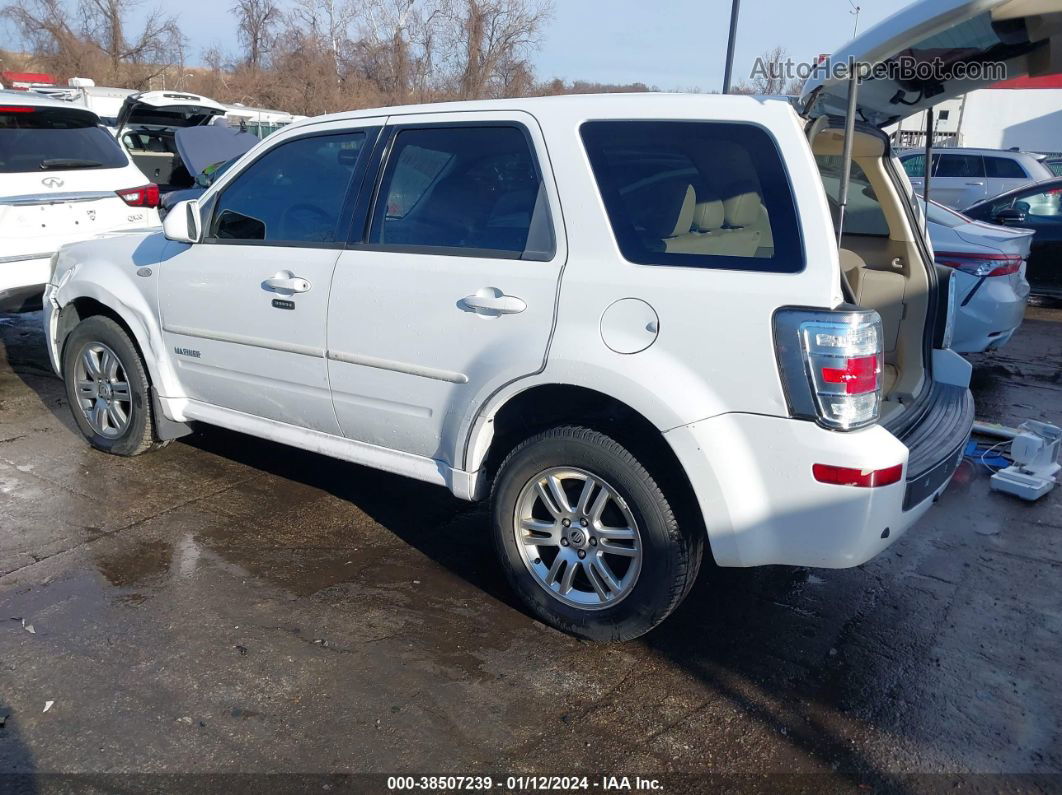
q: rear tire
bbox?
[62,316,161,457]
[491,426,702,642]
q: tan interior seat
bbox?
[665,192,761,257]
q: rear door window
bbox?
[984,156,1028,179]
[208,131,369,245]
[0,106,128,173]
[901,154,925,178]
[934,154,985,178]
[367,125,553,258]
[580,121,802,272]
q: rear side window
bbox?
[368,125,553,258]
[209,131,367,244]
[580,121,802,272]
[901,154,925,178]
[935,154,985,178]
[984,156,1027,179]
[0,106,128,173]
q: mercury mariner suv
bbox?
[43,0,1061,640]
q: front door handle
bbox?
[965,181,985,186]
[458,287,526,316]
[263,270,311,294]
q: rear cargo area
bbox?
[812,126,932,423]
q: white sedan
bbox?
[923,199,1033,353]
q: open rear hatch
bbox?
[798,0,1061,504]
[800,0,1062,128]
[116,91,228,188]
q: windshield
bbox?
[0,106,128,173]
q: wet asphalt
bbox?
[0,306,1060,788]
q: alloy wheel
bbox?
[513,467,642,610]
[73,341,132,438]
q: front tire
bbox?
[62,315,160,456]
[491,426,702,642]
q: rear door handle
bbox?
[965,181,985,186]
[459,287,526,316]
[263,270,311,293]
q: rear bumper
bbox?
[0,255,51,312]
[666,386,973,569]
[891,381,975,510]
[952,271,1029,353]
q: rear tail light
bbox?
[935,250,1022,277]
[116,184,160,208]
[0,106,35,113]
[773,308,884,431]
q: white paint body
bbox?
[43,93,961,570]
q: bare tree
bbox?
[2,0,98,76]
[744,45,790,95]
[82,0,184,83]
[2,0,183,85]
[287,0,357,81]
[446,0,552,99]
[351,0,446,103]
[232,0,280,70]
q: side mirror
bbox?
[163,199,201,243]
[994,207,1027,227]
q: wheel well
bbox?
[481,385,705,536]
[57,298,141,376]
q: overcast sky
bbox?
[2,0,906,90]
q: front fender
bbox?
[50,232,183,404]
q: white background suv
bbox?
[0,91,161,312]
[40,0,1060,641]
[899,147,1054,210]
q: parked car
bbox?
[961,176,1062,299]
[899,147,1053,210]
[158,124,259,218]
[46,0,1059,640]
[0,91,160,313]
[115,91,228,190]
[920,199,1032,352]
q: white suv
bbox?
[42,0,1058,640]
[0,91,161,313]
[899,147,1054,210]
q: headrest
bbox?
[641,182,695,238]
[693,200,725,231]
[723,192,762,227]
[671,185,696,236]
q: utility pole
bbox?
[722,0,741,94]
[849,0,862,38]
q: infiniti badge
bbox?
[41,176,64,188]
